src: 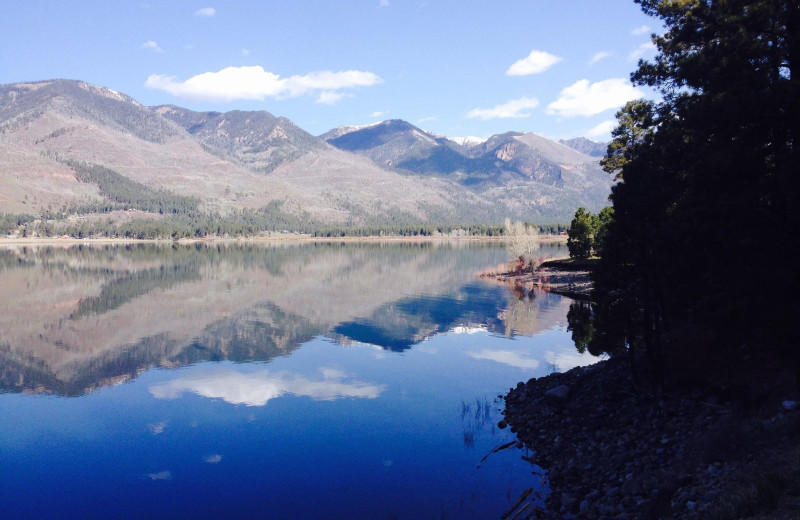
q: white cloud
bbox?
[316,91,350,105]
[241,48,250,56]
[417,116,436,123]
[379,0,390,6]
[468,349,540,370]
[546,78,642,117]
[141,40,163,53]
[146,471,172,480]
[194,7,216,17]
[585,119,617,140]
[631,25,651,36]
[284,70,383,94]
[466,97,539,120]
[506,50,562,76]
[145,65,382,102]
[370,110,388,118]
[149,367,385,406]
[629,41,656,62]
[590,51,612,65]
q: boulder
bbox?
[546,384,571,401]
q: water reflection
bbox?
[460,396,497,449]
[0,242,580,396]
[567,299,597,354]
[0,241,595,520]
[149,366,386,406]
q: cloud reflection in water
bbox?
[468,349,541,370]
[147,422,167,435]
[146,471,172,481]
[149,367,386,406]
[544,350,603,372]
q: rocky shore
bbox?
[477,257,594,299]
[500,356,800,519]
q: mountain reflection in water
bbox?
[0,241,600,520]
[0,241,579,396]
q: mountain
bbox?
[322,120,613,218]
[559,137,608,157]
[0,79,494,225]
[320,119,472,176]
[156,107,498,224]
[155,105,325,174]
[0,79,611,228]
[0,79,299,216]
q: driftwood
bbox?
[477,440,517,467]
[501,488,533,519]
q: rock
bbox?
[599,504,615,516]
[621,477,642,496]
[545,384,571,400]
[561,492,577,509]
[498,420,508,429]
[500,355,800,520]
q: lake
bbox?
[0,241,599,519]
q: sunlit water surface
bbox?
[0,241,598,519]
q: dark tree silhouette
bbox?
[593,0,800,384]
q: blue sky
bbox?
[1,1,659,141]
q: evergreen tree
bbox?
[567,207,600,259]
[594,0,800,382]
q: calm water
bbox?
[0,241,598,519]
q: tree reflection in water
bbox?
[567,300,597,355]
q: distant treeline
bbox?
[310,223,566,238]
[1,209,567,240]
[1,160,568,239]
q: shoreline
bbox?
[476,256,593,298]
[0,234,569,247]
[501,358,800,519]
[479,256,800,518]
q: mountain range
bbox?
[0,79,611,227]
